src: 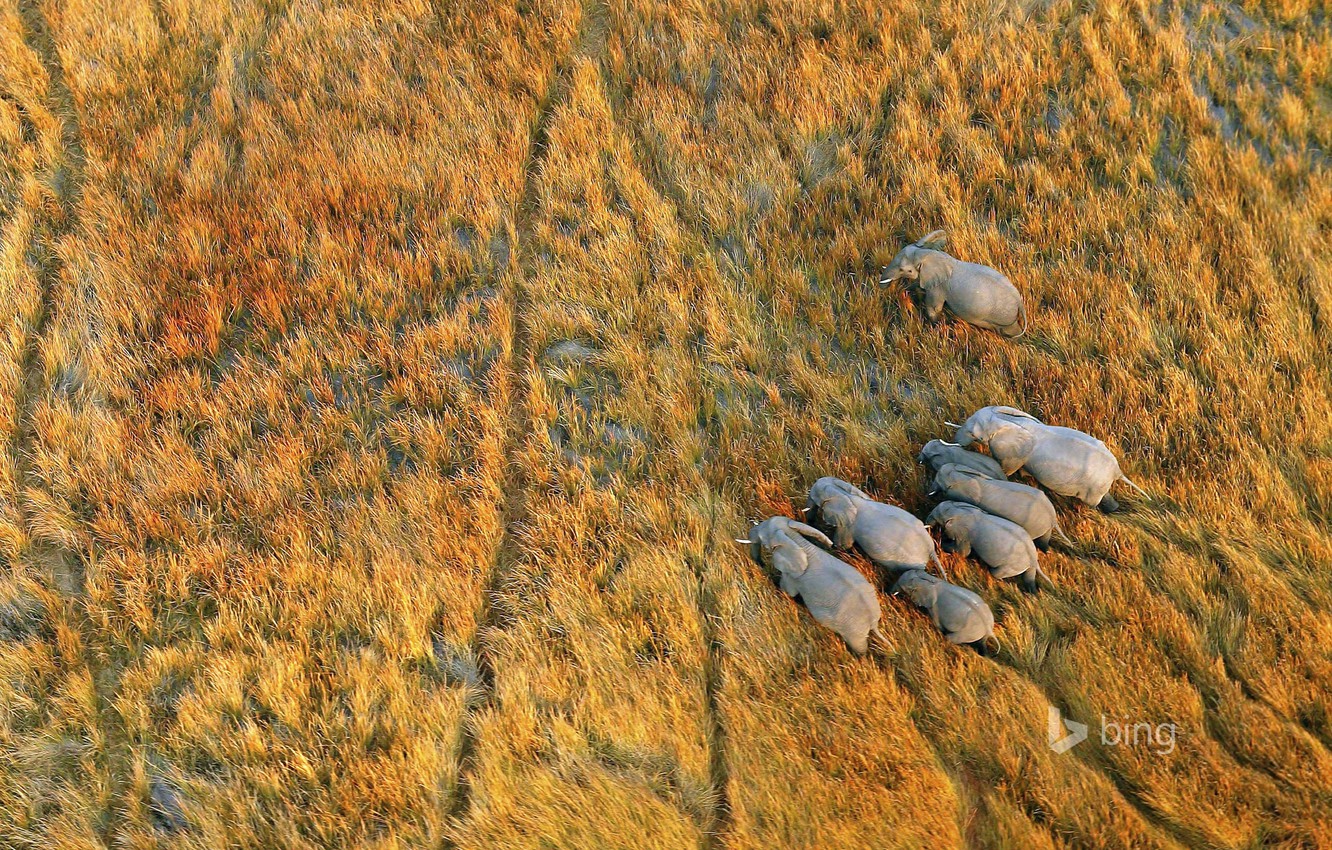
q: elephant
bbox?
[804,477,946,578]
[737,516,886,656]
[925,501,1050,592]
[891,569,999,653]
[881,230,1027,337]
[950,405,1148,512]
[917,439,1007,480]
[929,463,1070,551]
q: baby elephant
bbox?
[952,405,1148,512]
[881,230,1027,337]
[917,439,1007,480]
[926,502,1050,592]
[738,516,885,656]
[892,569,999,653]
[805,477,945,578]
[930,463,1070,551]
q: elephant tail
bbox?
[982,634,1002,656]
[868,626,891,655]
[1119,475,1150,499]
[1036,565,1058,591]
[1053,522,1074,546]
[929,549,948,581]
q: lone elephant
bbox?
[926,501,1050,592]
[951,405,1148,512]
[805,477,945,578]
[881,230,1027,337]
[892,569,999,653]
[738,516,885,655]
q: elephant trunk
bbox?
[929,549,948,581]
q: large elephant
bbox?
[804,477,945,578]
[930,463,1070,550]
[917,438,1007,480]
[737,516,885,655]
[951,406,1148,512]
[925,501,1050,592]
[881,230,1027,337]
[891,569,999,653]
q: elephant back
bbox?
[799,557,879,633]
[1024,430,1119,503]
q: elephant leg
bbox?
[846,632,870,656]
[1097,493,1120,513]
[1021,569,1040,593]
[924,285,948,322]
[1034,532,1052,552]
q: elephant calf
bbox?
[952,405,1148,512]
[738,516,885,655]
[881,230,1027,337]
[892,569,999,653]
[930,463,1069,551]
[805,477,945,578]
[917,439,1007,480]
[926,501,1050,592]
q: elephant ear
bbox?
[833,480,871,500]
[769,539,808,578]
[821,500,858,550]
[905,580,939,609]
[988,422,1036,476]
[992,405,1040,422]
[942,533,972,558]
[915,229,946,248]
[786,519,835,549]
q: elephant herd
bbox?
[734,233,1148,656]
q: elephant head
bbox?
[950,406,1040,475]
[917,439,956,467]
[890,569,939,608]
[737,516,834,579]
[925,501,971,528]
[881,230,946,285]
[924,501,979,555]
[805,477,867,550]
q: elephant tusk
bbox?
[945,421,962,429]
[734,538,752,544]
[800,507,810,513]
[939,440,960,447]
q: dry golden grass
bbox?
[1,0,1330,847]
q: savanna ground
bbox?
[1,0,1330,847]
